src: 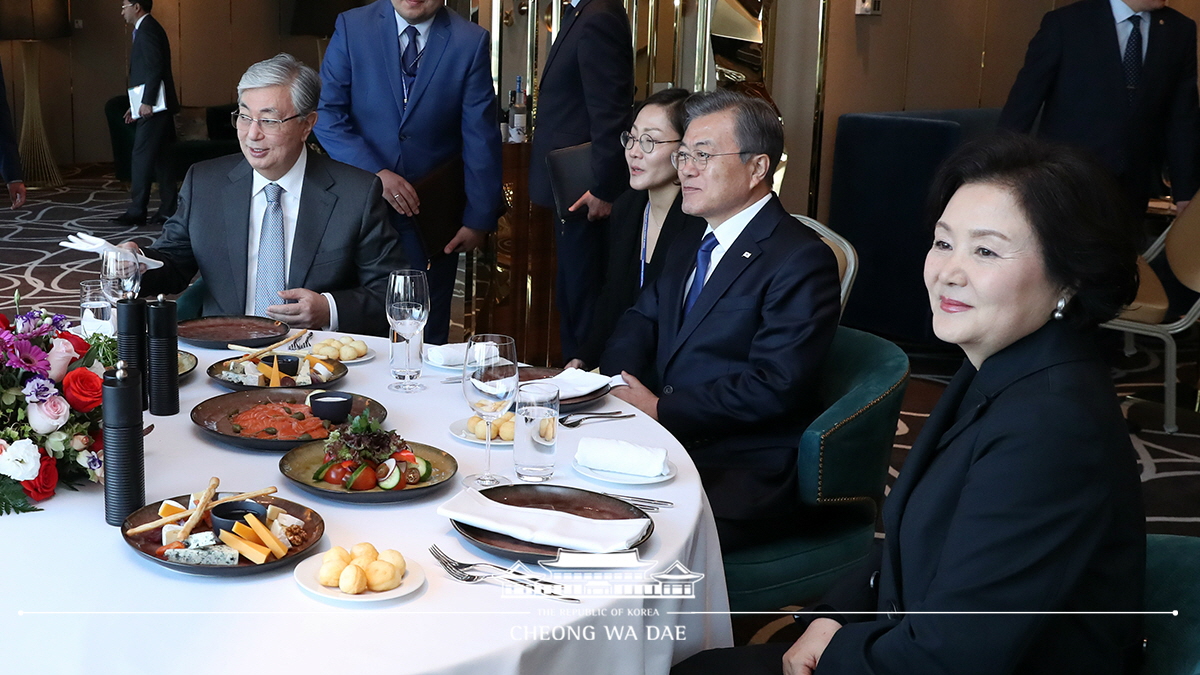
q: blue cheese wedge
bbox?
[165,544,239,566]
[183,531,219,549]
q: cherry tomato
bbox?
[349,465,377,490]
[324,463,351,485]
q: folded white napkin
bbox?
[424,342,469,367]
[574,437,669,477]
[527,368,611,399]
[436,488,650,553]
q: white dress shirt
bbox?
[244,147,340,330]
[683,192,773,305]
[1110,0,1150,61]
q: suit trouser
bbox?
[550,210,607,360]
[391,216,458,345]
[128,112,177,219]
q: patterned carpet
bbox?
[3,167,1198,647]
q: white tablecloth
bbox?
[0,333,732,674]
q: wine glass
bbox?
[386,269,430,393]
[461,334,518,488]
[99,248,141,305]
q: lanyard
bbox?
[639,202,652,289]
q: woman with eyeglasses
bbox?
[566,88,705,370]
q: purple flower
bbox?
[8,340,50,375]
[50,314,70,332]
[21,376,57,403]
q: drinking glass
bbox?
[79,279,115,336]
[385,270,430,393]
[461,334,518,488]
[514,383,559,482]
[99,248,141,305]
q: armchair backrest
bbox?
[797,326,909,509]
[1142,534,1200,675]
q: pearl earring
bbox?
[1053,297,1066,320]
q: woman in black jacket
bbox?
[566,88,704,369]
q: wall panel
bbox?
[903,0,987,110]
[177,0,232,106]
[979,0,1054,108]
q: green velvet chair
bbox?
[1143,534,1200,675]
[723,326,910,611]
[175,278,207,322]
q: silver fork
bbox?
[560,414,635,428]
[288,332,314,350]
[432,556,580,603]
[429,545,558,586]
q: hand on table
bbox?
[569,191,612,221]
[610,371,658,420]
[378,169,420,217]
[782,618,842,675]
[6,182,25,208]
[267,288,331,329]
[444,226,488,254]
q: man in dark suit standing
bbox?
[601,90,842,551]
[0,58,25,208]
[530,0,634,359]
[999,0,1199,217]
[316,0,503,344]
[116,0,177,226]
[124,54,406,336]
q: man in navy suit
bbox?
[529,0,634,359]
[116,0,178,225]
[601,90,841,551]
[316,0,503,344]
[999,0,1199,216]
[0,58,25,208]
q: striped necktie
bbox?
[254,182,286,316]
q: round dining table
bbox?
[0,331,733,674]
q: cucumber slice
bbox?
[415,456,432,482]
[311,459,337,482]
[377,459,402,490]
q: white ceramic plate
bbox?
[448,417,514,447]
[422,346,464,372]
[294,555,425,603]
[571,459,677,485]
[336,348,375,365]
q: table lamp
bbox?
[0,0,70,188]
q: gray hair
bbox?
[683,89,784,186]
[237,53,321,117]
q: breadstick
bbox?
[176,477,219,541]
[125,487,278,536]
[235,329,309,363]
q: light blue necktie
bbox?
[254,183,286,316]
[683,233,718,317]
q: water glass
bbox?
[389,326,424,385]
[79,279,115,336]
[461,334,518,488]
[514,383,559,482]
[386,269,430,393]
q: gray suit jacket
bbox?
[140,152,405,336]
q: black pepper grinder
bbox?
[146,294,179,416]
[116,293,148,411]
[103,362,145,526]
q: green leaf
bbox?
[0,478,39,515]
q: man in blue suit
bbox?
[601,91,841,551]
[316,0,503,343]
[0,58,25,208]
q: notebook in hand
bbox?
[546,142,594,222]
[413,157,466,259]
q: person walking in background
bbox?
[114,0,178,226]
[316,0,503,345]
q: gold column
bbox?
[807,0,830,216]
[693,0,712,92]
[16,41,62,188]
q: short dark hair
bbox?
[634,88,690,138]
[928,133,1139,327]
[683,89,784,187]
[132,0,152,12]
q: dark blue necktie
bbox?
[400,25,420,107]
[1124,15,1142,102]
[683,233,718,316]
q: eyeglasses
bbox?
[670,150,744,170]
[621,131,681,154]
[231,112,304,134]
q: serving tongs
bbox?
[58,232,164,269]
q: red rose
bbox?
[0,313,9,330]
[62,367,103,413]
[21,453,57,502]
[56,330,91,362]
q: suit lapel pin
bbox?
[742,251,751,258]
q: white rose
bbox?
[27,395,71,435]
[0,438,42,481]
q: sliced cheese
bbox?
[243,513,288,559]
[231,521,263,545]
[157,499,186,518]
[265,505,285,525]
[161,523,184,546]
[268,519,293,551]
[218,530,271,565]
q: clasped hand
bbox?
[265,288,330,329]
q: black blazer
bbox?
[601,195,841,520]
[140,153,406,336]
[128,14,179,114]
[999,0,1199,204]
[0,59,19,184]
[818,321,1145,675]
[572,190,705,367]
[529,0,634,207]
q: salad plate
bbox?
[279,439,459,503]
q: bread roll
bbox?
[318,559,348,587]
[378,549,407,577]
[323,546,352,564]
[351,542,378,561]
[365,560,403,592]
[339,563,367,594]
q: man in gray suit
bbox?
[125,54,405,336]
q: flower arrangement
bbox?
[0,300,115,514]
